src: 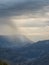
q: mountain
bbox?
[32,53,49,65]
[19,40,49,59]
[0,35,32,48]
[0,36,49,65]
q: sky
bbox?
[0,0,49,41]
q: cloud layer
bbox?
[0,0,49,41]
[0,0,49,17]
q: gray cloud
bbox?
[0,0,49,41]
[0,0,49,27]
[0,0,49,17]
[46,21,49,26]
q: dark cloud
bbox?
[0,0,49,17]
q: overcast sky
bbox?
[0,0,49,41]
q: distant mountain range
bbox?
[0,35,49,65]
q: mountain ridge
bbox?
[0,35,49,65]
[0,35,33,48]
